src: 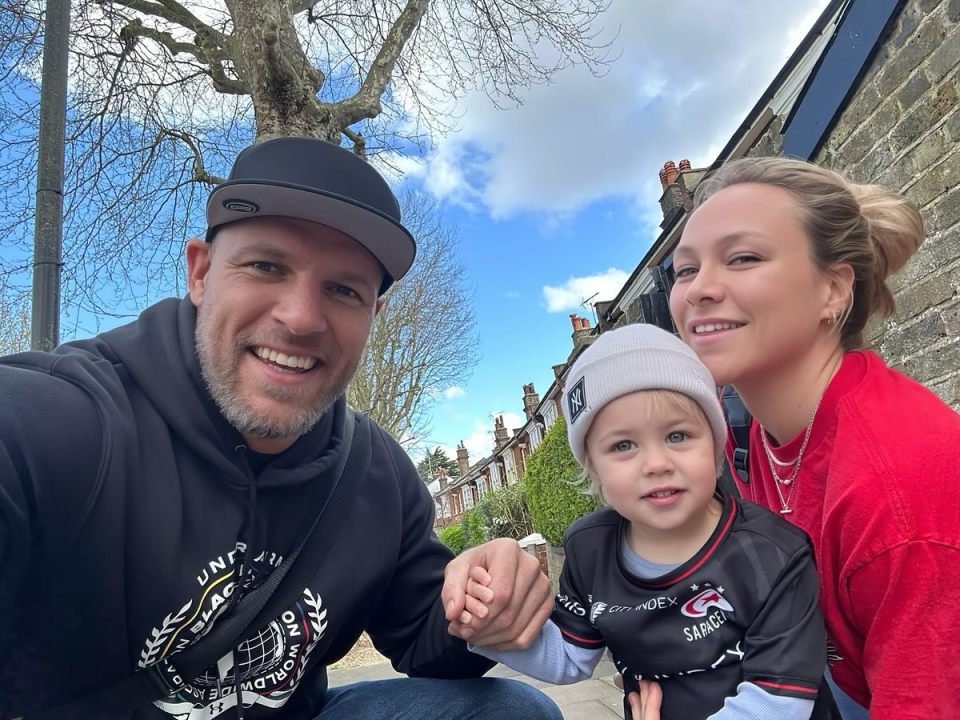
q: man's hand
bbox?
[442,538,552,649]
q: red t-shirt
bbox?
[730,350,960,719]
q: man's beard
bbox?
[195,304,352,441]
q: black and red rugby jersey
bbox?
[553,492,833,719]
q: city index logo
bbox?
[681,589,734,619]
[568,378,586,423]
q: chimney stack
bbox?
[456,441,469,477]
[658,157,699,229]
[570,314,593,349]
[522,383,540,421]
[437,465,448,492]
[493,415,510,448]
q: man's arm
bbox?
[0,361,106,660]
[362,431,494,678]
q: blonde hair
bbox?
[583,389,718,503]
[693,157,925,349]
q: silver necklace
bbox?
[760,396,822,515]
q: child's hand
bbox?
[626,679,662,720]
[447,566,494,639]
[442,539,552,647]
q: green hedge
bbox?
[523,417,599,545]
[461,509,485,548]
[437,524,465,554]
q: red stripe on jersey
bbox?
[755,680,817,695]
[559,628,604,646]
[648,496,737,588]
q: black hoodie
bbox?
[0,297,491,719]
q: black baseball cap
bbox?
[206,137,416,292]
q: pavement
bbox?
[328,656,626,719]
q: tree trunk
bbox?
[224,0,338,140]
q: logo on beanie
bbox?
[568,377,586,423]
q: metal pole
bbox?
[31,0,71,351]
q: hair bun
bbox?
[849,183,924,281]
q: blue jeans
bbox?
[825,669,868,720]
[314,677,563,719]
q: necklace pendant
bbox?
[780,478,793,486]
[780,506,792,515]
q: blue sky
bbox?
[1,0,829,466]
[400,0,829,465]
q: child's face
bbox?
[586,391,718,547]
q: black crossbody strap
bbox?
[28,409,371,720]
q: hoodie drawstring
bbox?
[229,445,259,718]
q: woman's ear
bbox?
[825,261,855,323]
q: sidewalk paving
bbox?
[328,656,625,719]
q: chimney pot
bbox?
[664,160,678,185]
[679,158,692,171]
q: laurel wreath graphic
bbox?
[276,588,328,690]
[302,589,328,637]
[139,599,193,668]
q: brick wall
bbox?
[749,0,960,408]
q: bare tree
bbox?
[349,189,476,444]
[0,286,31,355]
[0,1,612,323]
[0,0,610,430]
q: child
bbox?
[462,324,834,720]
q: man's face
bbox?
[187,217,383,453]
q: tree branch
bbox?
[109,0,226,44]
[158,128,224,185]
[342,126,365,156]
[336,0,429,127]
[288,0,319,16]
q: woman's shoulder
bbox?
[828,351,960,541]
[839,350,960,437]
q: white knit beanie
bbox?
[563,323,726,466]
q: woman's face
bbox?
[669,183,837,388]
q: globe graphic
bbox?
[192,621,286,687]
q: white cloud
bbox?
[462,424,494,461]
[460,411,526,462]
[499,412,525,434]
[443,386,466,400]
[543,268,629,313]
[419,0,829,218]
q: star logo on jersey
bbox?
[681,588,734,618]
[567,377,586,423]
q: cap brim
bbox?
[206,181,416,283]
